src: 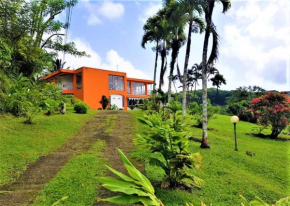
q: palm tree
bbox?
[200,0,231,148]
[50,58,66,72]
[210,73,226,97]
[142,15,162,94]
[178,0,205,116]
[166,2,187,102]
[150,8,171,91]
[190,63,202,99]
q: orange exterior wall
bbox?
[82,67,128,110]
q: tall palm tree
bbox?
[142,15,162,94]
[166,2,187,102]
[210,73,226,97]
[200,0,231,148]
[190,63,202,99]
[156,10,171,91]
[178,0,205,116]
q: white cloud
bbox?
[219,0,290,90]
[87,14,102,25]
[62,38,151,80]
[84,1,124,25]
[138,3,162,23]
[99,1,124,19]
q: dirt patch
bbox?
[0,112,112,206]
[95,111,144,206]
[245,133,290,141]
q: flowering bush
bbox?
[251,92,290,139]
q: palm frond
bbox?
[207,22,219,66]
[219,0,231,13]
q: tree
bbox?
[178,0,205,116]
[50,58,67,72]
[200,0,231,148]
[156,9,171,91]
[166,2,187,102]
[210,73,226,97]
[142,15,162,95]
[251,92,290,139]
[0,0,88,77]
[189,63,202,99]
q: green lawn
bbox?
[131,110,290,206]
[0,107,97,186]
[32,140,107,206]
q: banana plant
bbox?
[97,149,164,206]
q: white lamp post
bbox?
[231,116,239,151]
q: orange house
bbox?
[42,67,154,110]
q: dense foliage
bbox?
[0,0,87,78]
[137,101,204,189]
[251,92,290,138]
[1,75,71,123]
[189,101,219,128]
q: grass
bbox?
[104,114,118,135]
[32,140,107,206]
[131,110,290,206]
[0,107,97,186]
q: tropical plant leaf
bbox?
[101,195,160,205]
[105,165,135,182]
[276,196,290,206]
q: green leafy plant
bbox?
[74,102,88,114]
[137,111,204,189]
[99,95,110,110]
[189,101,218,128]
[108,104,118,110]
[97,149,164,206]
[240,195,290,206]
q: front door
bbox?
[110,95,123,109]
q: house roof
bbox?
[41,67,154,84]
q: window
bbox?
[132,82,145,95]
[76,73,82,89]
[109,75,124,91]
[56,75,73,90]
[127,82,131,94]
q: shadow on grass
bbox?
[245,133,290,141]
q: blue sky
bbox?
[61,0,290,91]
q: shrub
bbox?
[108,104,118,110]
[189,101,218,128]
[137,110,204,189]
[251,92,290,139]
[97,149,164,206]
[128,105,135,110]
[74,102,88,114]
[99,95,109,110]
[227,100,249,116]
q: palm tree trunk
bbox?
[173,81,178,93]
[159,48,166,91]
[216,86,219,98]
[201,27,211,149]
[168,39,179,102]
[153,41,159,95]
[182,20,193,116]
[194,82,197,101]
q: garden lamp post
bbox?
[231,116,239,151]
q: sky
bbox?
[59,0,290,92]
